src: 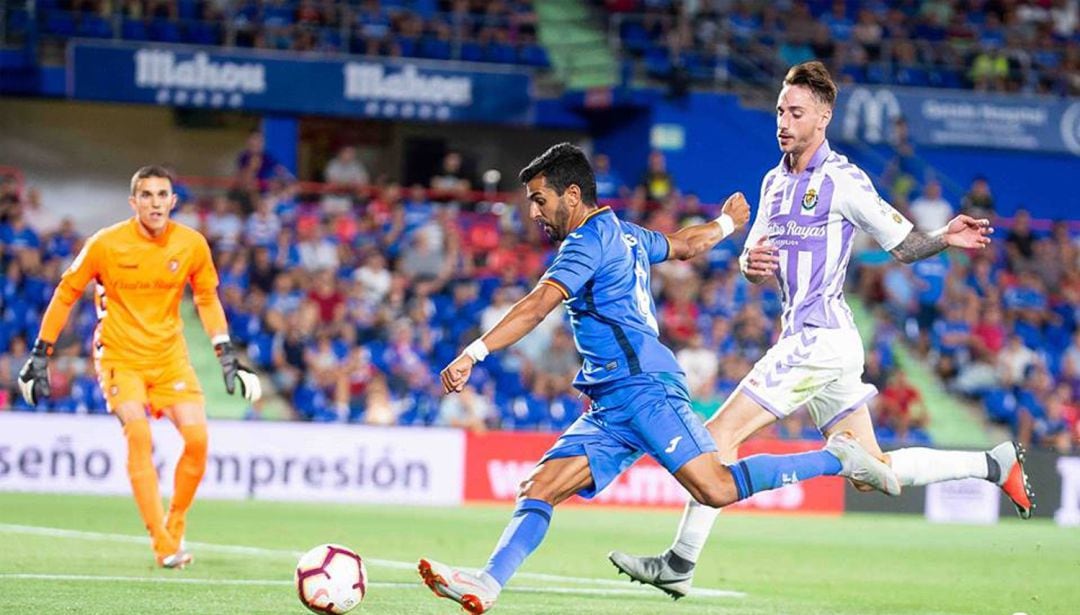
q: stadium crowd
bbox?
[19,0,550,67]
[605,0,1080,95]
[2,131,1077,452]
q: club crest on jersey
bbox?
[168,259,179,272]
[801,188,818,210]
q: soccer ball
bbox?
[295,543,367,614]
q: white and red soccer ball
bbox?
[295,544,367,614]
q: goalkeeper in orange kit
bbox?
[17,166,262,568]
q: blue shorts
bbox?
[539,373,717,499]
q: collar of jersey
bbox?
[574,205,611,230]
[781,139,832,175]
[129,216,175,244]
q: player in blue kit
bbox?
[416,143,899,613]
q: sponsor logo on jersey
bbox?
[168,259,180,272]
[665,436,683,454]
[767,220,827,239]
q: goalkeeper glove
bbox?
[17,339,53,406]
[214,340,262,403]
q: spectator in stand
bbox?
[296,218,340,271]
[437,383,494,431]
[592,153,626,201]
[236,130,290,186]
[1005,209,1036,269]
[399,226,449,282]
[676,332,719,400]
[1033,383,1075,453]
[932,302,973,378]
[878,371,930,442]
[882,262,917,325]
[20,188,59,236]
[660,280,700,347]
[641,150,674,202]
[307,270,345,324]
[960,176,995,218]
[205,195,244,252]
[172,201,201,230]
[909,180,954,233]
[353,251,392,305]
[912,251,948,335]
[0,206,40,253]
[246,196,283,246]
[430,151,471,200]
[970,44,1010,91]
[998,334,1039,389]
[322,145,369,214]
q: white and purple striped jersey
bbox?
[741,140,913,336]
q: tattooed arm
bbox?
[890,215,993,264]
[889,229,948,263]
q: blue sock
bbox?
[483,498,553,587]
[728,451,842,501]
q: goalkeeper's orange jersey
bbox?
[39,218,228,366]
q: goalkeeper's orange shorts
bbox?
[97,360,204,417]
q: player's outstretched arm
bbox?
[19,234,102,406]
[890,214,992,263]
[665,192,750,260]
[440,283,565,394]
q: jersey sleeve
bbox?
[188,232,229,340]
[621,220,671,264]
[539,226,603,300]
[37,232,103,343]
[740,171,775,270]
[835,170,914,252]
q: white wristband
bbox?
[464,339,490,363]
[714,213,735,238]
[211,334,231,346]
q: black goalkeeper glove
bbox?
[18,339,54,406]
[214,341,262,403]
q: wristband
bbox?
[464,339,490,363]
[714,213,735,238]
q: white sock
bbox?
[668,499,720,563]
[888,447,989,487]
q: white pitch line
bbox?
[0,573,700,599]
[0,523,746,599]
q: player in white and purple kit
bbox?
[609,61,1035,599]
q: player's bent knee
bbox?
[517,480,560,505]
[692,483,737,508]
[182,425,209,455]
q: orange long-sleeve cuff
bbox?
[194,291,229,342]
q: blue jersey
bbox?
[539,206,683,390]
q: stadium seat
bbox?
[185,22,223,46]
[459,41,485,63]
[121,19,150,41]
[519,44,551,68]
[43,11,77,37]
[149,19,182,43]
[76,15,113,39]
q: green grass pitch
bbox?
[0,492,1076,614]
